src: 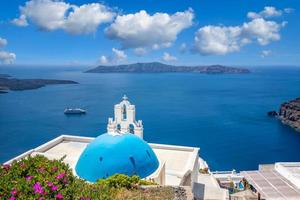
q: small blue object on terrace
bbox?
[75,133,159,182]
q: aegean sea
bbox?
[1,66,300,171]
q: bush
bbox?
[97,174,140,189]
[199,168,209,174]
[0,155,76,199]
[96,174,156,189]
[72,179,116,200]
[0,155,156,200]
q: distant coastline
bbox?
[85,62,250,74]
[0,74,78,93]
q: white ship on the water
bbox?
[64,108,86,114]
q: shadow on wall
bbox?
[193,182,205,200]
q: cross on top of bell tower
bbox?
[122,95,128,101]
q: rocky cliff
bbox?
[278,97,300,132]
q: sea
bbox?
[1,66,300,171]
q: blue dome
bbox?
[75,133,159,182]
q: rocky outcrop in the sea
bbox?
[267,111,278,117]
[278,97,300,132]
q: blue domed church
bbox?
[75,96,159,182]
[6,96,208,196]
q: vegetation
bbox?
[0,155,170,200]
[199,167,209,174]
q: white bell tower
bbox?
[107,95,144,139]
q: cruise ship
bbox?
[64,108,86,114]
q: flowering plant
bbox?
[0,155,157,200]
[0,155,75,199]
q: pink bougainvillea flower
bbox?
[37,167,45,173]
[20,162,26,168]
[63,178,68,184]
[80,198,91,200]
[11,188,17,196]
[33,182,44,194]
[38,197,44,200]
[56,193,63,199]
[56,173,65,179]
[2,164,10,170]
[26,175,33,181]
[52,166,58,171]
[47,181,53,187]
[51,185,58,191]
[9,197,15,200]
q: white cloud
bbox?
[261,50,271,58]
[0,37,8,47]
[162,52,177,62]
[112,48,127,62]
[247,6,293,19]
[98,48,127,65]
[99,55,108,64]
[194,17,285,55]
[133,48,147,56]
[0,51,16,64]
[17,0,71,30]
[194,25,244,55]
[242,18,282,45]
[247,6,282,19]
[63,3,115,34]
[11,14,28,26]
[13,0,115,34]
[105,9,194,49]
[0,37,16,64]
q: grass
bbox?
[115,186,175,200]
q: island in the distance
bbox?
[85,62,250,74]
[268,97,300,132]
[0,74,78,93]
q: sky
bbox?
[0,0,299,66]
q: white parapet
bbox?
[275,162,300,189]
[146,161,166,185]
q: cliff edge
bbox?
[278,97,300,132]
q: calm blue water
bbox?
[1,66,300,171]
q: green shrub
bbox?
[97,174,138,189]
[138,179,157,186]
[0,155,157,200]
[97,174,156,189]
[72,179,116,200]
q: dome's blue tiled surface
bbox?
[75,133,159,182]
